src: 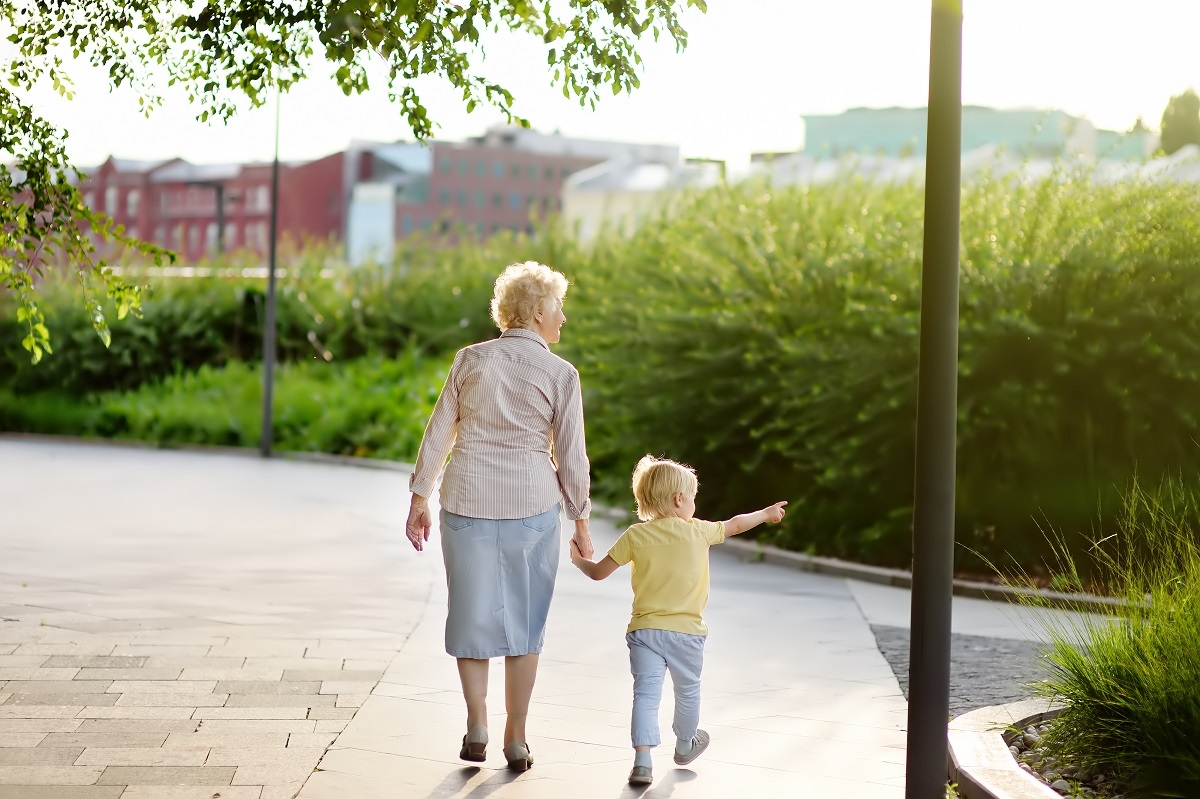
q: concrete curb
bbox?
[0,431,415,472]
[718,538,1126,615]
[947,699,1065,799]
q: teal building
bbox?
[802,107,1153,161]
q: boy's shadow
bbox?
[619,769,697,798]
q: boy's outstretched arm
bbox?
[570,540,621,581]
[722,501,788,537]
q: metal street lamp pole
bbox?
[260,87,282,458]
[905,1,963,797]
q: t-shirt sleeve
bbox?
[607,530,634,566]
[702,519,725,545]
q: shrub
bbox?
[0,350,453,462]
[0,231,582,396]
[563,173,1200,568]
[1021,474,1200,797]
[95,349,451,460]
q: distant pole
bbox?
[905,1,963,797]
[260,85,282,457]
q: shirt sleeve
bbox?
[551,366,592,520]
[607,530,633,566]
[703,519,726,545]
[408,350,464,499]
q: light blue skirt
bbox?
[440,505,561,659]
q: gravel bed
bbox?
[871,626,1129,797]
[870,624,1043,718]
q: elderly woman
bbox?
[405,260,594,772]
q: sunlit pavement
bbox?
[1,438,921,798]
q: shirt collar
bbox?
[501,327,549,350]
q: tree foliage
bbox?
[2,0,705,360]
[1160,87,1200,156]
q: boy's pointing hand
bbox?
[764,501,788,524]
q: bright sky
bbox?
[18,0,1200,173]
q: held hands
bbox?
[762,501,788,524]
[571,518,594,559]
[569,538,589,567]
[406,495,432,552]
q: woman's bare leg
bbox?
[457,658,489,731]
[503,654,539,745]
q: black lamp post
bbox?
[260,88,282,457]
[904,1,963,797]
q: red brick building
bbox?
[80,127,679,264]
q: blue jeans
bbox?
[627,628,706,748]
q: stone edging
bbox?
[718,538,1125,614]
[948,699,1064,799]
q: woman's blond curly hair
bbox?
[490,261,570,332]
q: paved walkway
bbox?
[0,439,1075,798]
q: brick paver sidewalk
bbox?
[0,440,436,799]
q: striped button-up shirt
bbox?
[409,328,592,521]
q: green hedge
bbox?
[0,231,580,396]
[561,173,1200,569]
[0,350,451,461]
[6,174,1200,570]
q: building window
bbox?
[492,193,502,208]
[543,166,554,180]
[154,224,165,245]
[439,155,451,173]
[457,190,468,206]
[492,161,504,178]
[126,189,140,217]
[252,185,270,212]
[528,196,538,209]
[475,221,485,236]
[188,224,201,254]
[509,192,521,209]
[205,222,218,252]
[475,160,486,176]
[402,215,414,235]
[174,224,186,250]
[474,191,485,208]
[126,225,138,240]
[254,221,268,250]
[510,163,521,178]
[527,165,538,180]
[439,189,451,205]
[83,191,94,208]
[224,223,237,250]
[458,158,468,174]
[420,217,431,230]
[105,186,118,215]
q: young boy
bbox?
[568,455,787,786]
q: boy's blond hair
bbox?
[631,455,698,521]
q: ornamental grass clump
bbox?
[1024,474,1200,797]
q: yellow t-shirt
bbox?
[607,517,726,636]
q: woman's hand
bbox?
[571,518,594,559]
[406,494,432,552]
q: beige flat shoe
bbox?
[459,724,487,762]
[503,741,533,771]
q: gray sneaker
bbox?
[673,729,710,766]
[628,765,653,785]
